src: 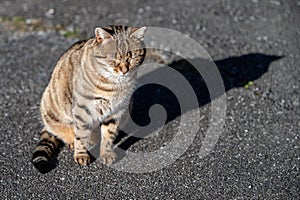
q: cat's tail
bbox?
[32,129,63,173]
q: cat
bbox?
[32,25,147,169]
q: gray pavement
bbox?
[0,0,299,199]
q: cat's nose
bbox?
[119,62,129,74]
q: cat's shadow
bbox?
[114,53,283,154]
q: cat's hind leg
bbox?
[42,120,75,149]
[33,109,75,172]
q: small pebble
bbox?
[292,99,299,107]
[47,8,55,15]
[145,5,151,11]
[138,8,144,14]
[270,0,281,6]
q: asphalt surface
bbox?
[0,0,299,199]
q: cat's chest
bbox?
[90,93,129,122]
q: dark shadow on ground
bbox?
[115,53,283,150]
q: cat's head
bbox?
[93,25,147,76]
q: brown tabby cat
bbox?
[32,25,147,169]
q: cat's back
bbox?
[52,39,94,79]
[59,39,88,62]
[41,39,90,123]
[66,40,88,53]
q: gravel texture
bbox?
[0,0,299,199]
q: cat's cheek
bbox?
[104,67,117,75]
[111,68,122,76]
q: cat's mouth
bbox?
[115,66,139,77]
[117,65,129,75]
[114,68,129,76]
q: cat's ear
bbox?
[95,28,112,42]
[129,26,147,40]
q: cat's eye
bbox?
[131,51,140,58]
[126,51,132,57]
[129,59,135,65]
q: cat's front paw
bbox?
[100,151,116,165]
[74,153,91,166]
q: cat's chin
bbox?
[115,68,137,77]
[115,72,134,79]
[106,71,133,82]
[118,71,138,83]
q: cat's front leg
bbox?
[72,103,93,166]
[100,118,118,165]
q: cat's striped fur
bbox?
[32,25,147,168]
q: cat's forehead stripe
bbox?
[102,25,128,36]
